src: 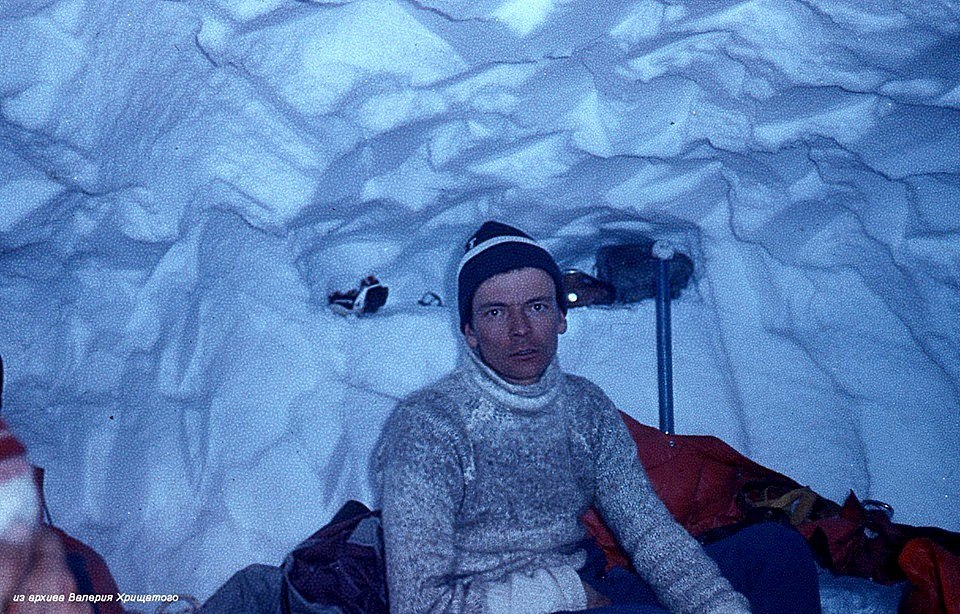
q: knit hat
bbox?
[457,221,566,330]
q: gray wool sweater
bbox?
[372,350,751,614]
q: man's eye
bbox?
[485,308,501,318]
[531,303,546,312]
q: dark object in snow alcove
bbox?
[328,276,389,316]
[561,270,616,308]
[596,242,694,303]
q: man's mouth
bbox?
[511,349,537,358]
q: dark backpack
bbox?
[595,242,694,303]
[281,501,389,614]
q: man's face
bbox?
[464,267,567,385]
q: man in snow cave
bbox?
[374,221,822,613]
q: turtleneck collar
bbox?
[462,346,561,412]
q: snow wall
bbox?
[1,0,958,599]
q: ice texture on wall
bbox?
[1,0,958,598]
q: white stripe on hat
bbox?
[457,235,544,275]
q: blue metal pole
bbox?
[656,257,675,434]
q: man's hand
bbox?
[0,529,92,613]
[583,580,612,608]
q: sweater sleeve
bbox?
[374,395,487,614]
[587,388,751,614]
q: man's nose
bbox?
[508,308,531,336]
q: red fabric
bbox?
[582,412,799,570]
[899,538,960,614]
[0,419,28,462]
[795,491,907,584]
[0,434,26,459]
[581,508,632,570]
[619,414,800,536]
[581,411,960,608]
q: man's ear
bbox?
[557,310,567,335]
[463,322,480,349]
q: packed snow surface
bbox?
[1,0,958,601]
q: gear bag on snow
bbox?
[595,243,694,303]
[281,501,388,614]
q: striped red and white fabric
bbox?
[0,419,39,544]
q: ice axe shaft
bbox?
[655,255,675,435]
[593,240,687,433]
